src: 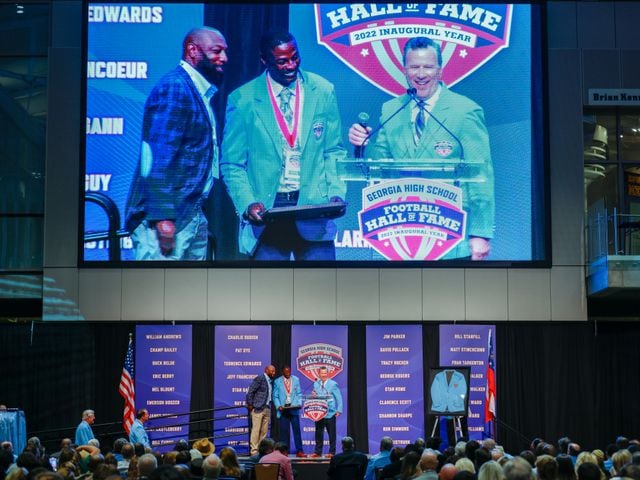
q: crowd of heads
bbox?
[3,429,640,480]
[365,434,640,480]
[0,436,235,480]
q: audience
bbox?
[5,425,640,480]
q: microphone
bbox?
[408,89,465,161]
[355,88,417,157]
[354,112,370,159]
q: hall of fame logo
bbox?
[302,399,329,421]
[358,178,467,260]
[314,3,513,96]
[296,343,344,382]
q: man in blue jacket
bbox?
[273,365,305,457]
[310,366,343,457]
[129,409,150,448]
[75,410,96,446]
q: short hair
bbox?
[259,29,295,61]
[138,453,158,477]
[121,444,134,460]
[274,442,289,454]
[380,436,393,452]
[202,454,222,478]
[175,451,191,465]
[455,458,475,474]
[257,438,275,456]
[420,451,439,472]
[478,460,505,480]
[519,451,536,468]
[136,409,148,419]
[535,455,559,480]
[576,463,601,480]
[503,458,533,480]
[88,439,100,448]
[403,37,442,66]
[341,437,354,451]
[148,464,181,480]
[82,410,95,420]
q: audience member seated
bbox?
[259,442,292,480]
[218,447,244,479]
[397,451,421,480]
[365,436,394,480]
[248,439,275,465]
[326,436,368,480]
[201,454,222,480]
[535,455,558,480]
[478,460,506,480]
[503,457,533,480]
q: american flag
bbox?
[119,335,135,434]
[484,328,497,437]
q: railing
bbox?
[84,192,128,261]
[27,406,250,454]
[586,207,640,265]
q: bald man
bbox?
[125,26,228,260]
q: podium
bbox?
[301,395,331,421]
[337,157,489,184]
[0,409,27,453]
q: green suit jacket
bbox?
[372,84,495,259]
[221,70,347,255]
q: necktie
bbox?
[279,87,293,124]
[415,101,426,140]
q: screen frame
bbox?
[78,0,551,268]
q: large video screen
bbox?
[83,2,546,265]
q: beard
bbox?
[196,60,224,87]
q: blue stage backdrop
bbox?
[213,325,272,454]
[366,325,425,453]
[290,325,348,454]
[439,324,496,440]
[84,3,543,263]
[135,325,192,451]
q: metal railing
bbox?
[586,207,640,264]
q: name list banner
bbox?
[136,325,192,451]
[439,325,495,440]
[366,325,424,453]
[214,325,271,454]
[291,326,348,452]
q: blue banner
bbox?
[291,325,348,453]
[439,325,495,440]
[135,325,192,451]
[366,325,425,453]
[213,325,271,453]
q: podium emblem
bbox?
[302,399,329,421]
[358,178,467,260]
[314,4,513,96]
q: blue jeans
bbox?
[131,209,208,260]
[278,410,304,454]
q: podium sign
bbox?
[302,396,329,421]
[358,178,467,260]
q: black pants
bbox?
[314,416,336,455]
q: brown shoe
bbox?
[326,453,334,458]
[296,452,306,458]
[310,453,321,458]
